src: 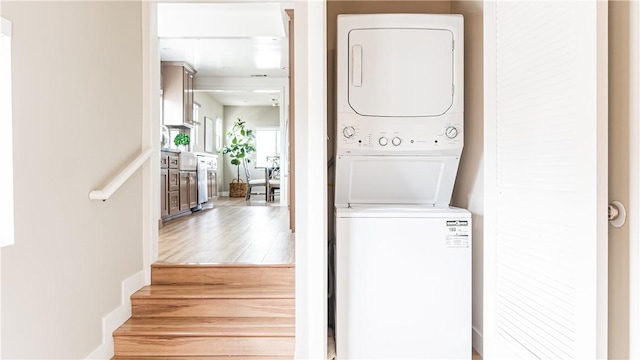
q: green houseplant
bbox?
[173,133,190,149]
[219,118,256,196]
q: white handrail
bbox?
[89,147,154,201]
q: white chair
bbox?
[244,159,267,201]
[268,167,280,202]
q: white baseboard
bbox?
[221,191,229,197]
[85,270,146,359]
[472,326,483,357]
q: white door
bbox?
[484,2,608,359]
[348,28,455,117]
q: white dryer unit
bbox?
[335,13,464,207]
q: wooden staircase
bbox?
[112,263,295,359]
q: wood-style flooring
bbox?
[159,196,294,264]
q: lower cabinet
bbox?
[168,191,179,215]
[179,171,197,212]
[168,169,179,215]
[161,151,201,223]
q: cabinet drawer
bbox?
[160,155,169,169]
[168,191,180,215]
[168,169,179,191]
[168,155,179,169]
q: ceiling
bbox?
[158,2,291,106]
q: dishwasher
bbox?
[195,154,216,210]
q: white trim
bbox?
[195,76,287,89]
[482,2,497,358]
[294,0,327,358]
[141,1,160,284]
[472,326,483,357]
[85,270,145,359]
[595,3,609,357]
[629,1,640,358]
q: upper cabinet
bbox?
[162,62,196,128]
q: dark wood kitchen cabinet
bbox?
[179,171,197,211]
[168,169,179,214]
[161,151,181,219]
[161,62,196,127]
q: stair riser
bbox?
[151,266,295,286]
[132,299,295,318]
[114,336,294,357]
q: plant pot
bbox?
[229,181,247,198]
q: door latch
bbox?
[608,201,626,228]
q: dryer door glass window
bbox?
[348,28,454,117]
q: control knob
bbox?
[342,126,356,139]
[392,137,402,146]
[378,137,389,146]
[445,126,459,139]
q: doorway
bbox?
[155,2,294,265]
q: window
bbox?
[255,127,281,168]
[1,16,14,246]
[192,102,200,147]
[215,117,223,151]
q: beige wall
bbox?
[2,1,143,358]
[192,92,223,154]
[221,106,280,192]
[193,93,224,193]
[450,0,484,354]
[609,1,638,358]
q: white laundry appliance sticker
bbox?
[445,220,469,248]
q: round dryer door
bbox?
[348,28,455,117]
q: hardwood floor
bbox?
[159,196,294,264]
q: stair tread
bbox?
[132,284,294,299]
[114,317,295,337]
[152,263,294,269]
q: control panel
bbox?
[336,114,463,155]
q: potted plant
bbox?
[173,133,190,151]
[219,117,256,197]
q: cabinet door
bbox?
[168,169,179,191]
[179,171,190,211]
[188,171,198,208]
[207,170,218,201]
[168,191,179,215]
[160,169,168,217]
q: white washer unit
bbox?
[334,14,471,359]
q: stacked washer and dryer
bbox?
[334,14,471,359]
